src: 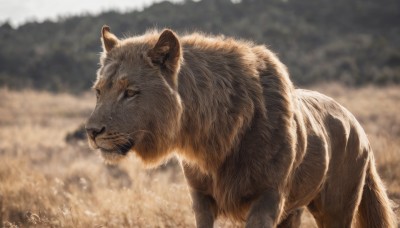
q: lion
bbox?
[85,25,397,227]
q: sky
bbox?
[0,0,182,27]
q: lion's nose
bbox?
[85,125,106,140]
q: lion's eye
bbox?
[124,89,139,98]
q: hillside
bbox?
[0,0,399,92]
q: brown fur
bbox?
[86,26,397,227]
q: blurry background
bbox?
[1,0,399,92]
[0,0,399,227]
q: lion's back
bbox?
[297,89,368,140]
[296,88,370,153]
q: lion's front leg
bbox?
[245,190,284,228]
[190,190,217,228]
[277,208,303,228]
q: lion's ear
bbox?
[101,25,119,53]
[148,29,181,73]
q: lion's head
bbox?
[86,26,183,164]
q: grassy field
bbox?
[0,84,399,227]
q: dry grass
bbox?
[0,84,399,227]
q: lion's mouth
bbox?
[99,140,134,156]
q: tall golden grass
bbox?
[0,84,399,227]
